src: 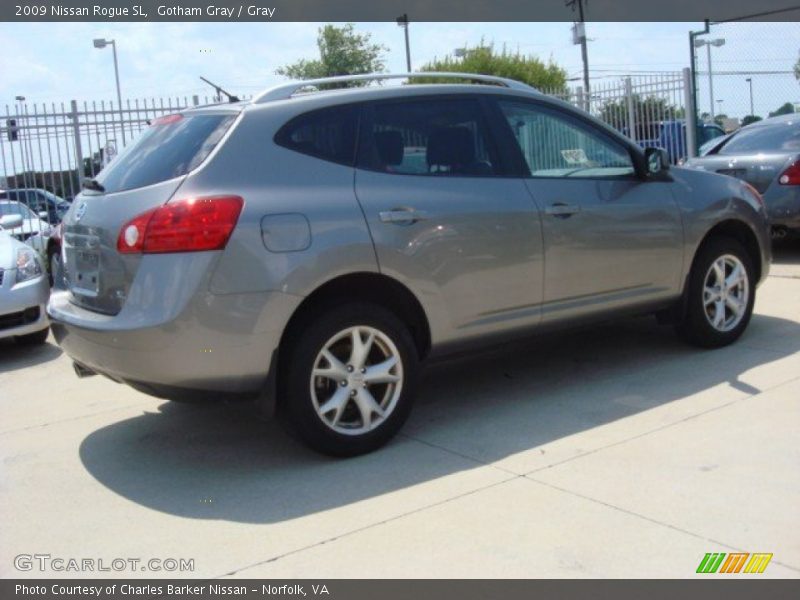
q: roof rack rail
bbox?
[253,72,538,104]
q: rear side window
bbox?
[358,98,499,176]
[718,122,800,155]
[275,105,358,166]
[95,113,236,194]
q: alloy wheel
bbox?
[702,254,749,333]
[310,326,404,435]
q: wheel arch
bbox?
[692,219,763,284]
[270,272,432,412]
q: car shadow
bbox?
[78,312,800,524]
[772,238,800,266]
[0,334,62,373]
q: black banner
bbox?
[4,580,800,600]
[3,0,800,22]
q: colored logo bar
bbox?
[696,552,773,574]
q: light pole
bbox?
[693,37,725,119]
[746,77,754,116]
[93,38,125,145]
[396,14,411,72]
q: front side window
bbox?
[359,98,498,176]
[497,100,635,178]
[275,105,358,166]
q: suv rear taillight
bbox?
[117,196,243,254]
[779,160,800,185]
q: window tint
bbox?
[359,98,498,176]
[718,122,800,155]
[498,100,635,178]
[275,105,358,166]
[95,113,236,194]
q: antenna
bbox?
[199,76,241,103]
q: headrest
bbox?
[374,130,404,166]
[427,127,475,168]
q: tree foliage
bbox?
[769,102,796,117]
[413,44,567,92]
[276,24,387,88]
[598,94,683,131]
[741,115,762,127]
[795,51,799,82]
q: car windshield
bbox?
[0,200,36,220]
[717,121,800,155]
[94,112,237,194]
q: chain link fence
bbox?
[693,21,800,133]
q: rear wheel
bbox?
[281,303,419,457]
[676,236,755,348]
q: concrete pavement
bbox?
[1,244,798,579]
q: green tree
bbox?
[769,102,796,117]
[599,94,682,134]
[413,44,567,92]
[713,113,729,127]
[794,51,799,82]
[741,115,762,127]
[276,24,387,88]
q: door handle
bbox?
[545,203,581,218]
[379,208,429,224]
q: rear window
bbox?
[718,122,800,155]
[95,113,236,194]
[274,105,358,166]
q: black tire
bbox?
[675,236,756,348]
[16,328,49,346]
[281,302,420,457]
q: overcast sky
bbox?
[0,21,797,119]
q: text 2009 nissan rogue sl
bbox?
[48,73,771,456]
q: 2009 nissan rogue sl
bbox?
[48,73,771,456]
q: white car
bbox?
[0,214,50,345]
[0,199,52,255]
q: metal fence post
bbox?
[683,67,698,159]
[70,100,84,185]
[576,86,585,113]
[624,77,637,142]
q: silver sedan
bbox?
[0,214,50,345]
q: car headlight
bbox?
[16,247,43,283]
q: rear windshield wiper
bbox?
[82,178,105,192]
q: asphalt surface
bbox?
[1,243,799,579]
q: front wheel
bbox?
[281,303,419,457]
[675,236,756,348]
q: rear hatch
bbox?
[686,117,800,193]
[62,109,239,315]
[685,153,795,193]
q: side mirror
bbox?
[645,147,670,175]
[38,211,49,220]
[0,214,24,230]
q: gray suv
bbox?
[48,73,771,456]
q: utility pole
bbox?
[746,78,754,116]
[567,0,590,109]
[396,14,412,72]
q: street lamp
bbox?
[93,38,125,145]
[746,77,754,116]
[693,37,725,119]
[396,14,411,72]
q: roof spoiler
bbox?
[252,72,539,104]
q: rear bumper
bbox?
[0,273,50,339]
[764,187,800,230]
[48,286,301,397]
